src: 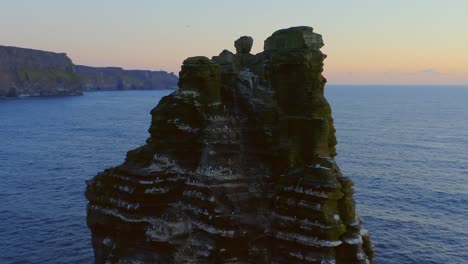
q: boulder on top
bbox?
[234,36,254,54]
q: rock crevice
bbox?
[86,26,374,263]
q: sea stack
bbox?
[86,26,374,263]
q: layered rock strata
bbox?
[86,26,374,263]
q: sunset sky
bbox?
[1,0,467,84]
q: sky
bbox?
[1,0,467,85]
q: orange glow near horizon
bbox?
[1,0,467,85]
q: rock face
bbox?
[86,26,374,263]
[0,46,82,97]
[76,66,178,91]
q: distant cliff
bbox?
[0,46,82,97]
[76,66,178,91]
[0,45,178,98]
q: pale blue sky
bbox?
[1,0,467,84]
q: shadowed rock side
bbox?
[86,26,374,264]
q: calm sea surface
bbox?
[0,87,467,263]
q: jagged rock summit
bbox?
[86,26,374,263]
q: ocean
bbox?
[0,87,467,263]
